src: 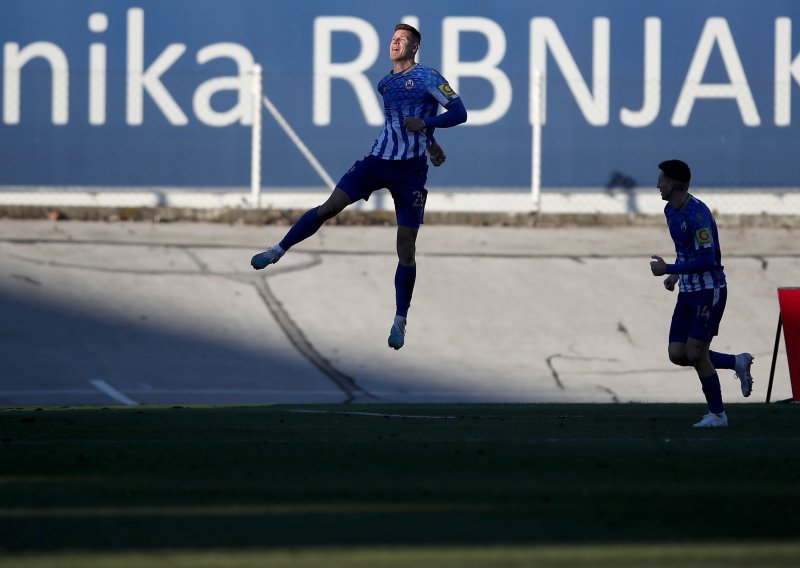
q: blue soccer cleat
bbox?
[251,247,283,270]
[388,317,406,350]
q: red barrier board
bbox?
[778,288,800,402]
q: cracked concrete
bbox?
[0,219,798,406]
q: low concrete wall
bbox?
[1,220,797,407]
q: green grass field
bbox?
[1,403,799,567]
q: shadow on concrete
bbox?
[0,288,360,407]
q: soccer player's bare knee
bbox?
[396,227,418,266]
[685,350,702,367]
[685,340,713,373]
[318,188,352,221]
[668,343,690,366]
[398,246,415,266]
[668,352,687,366]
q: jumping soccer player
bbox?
[649,160,755,428]
[250,23,467,350]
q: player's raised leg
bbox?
[709,351,755,397]
[251,187,353,269]
[388,225,418,350]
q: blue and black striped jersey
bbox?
[370,63,460,160]
[665,195,727,292]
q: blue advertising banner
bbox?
[1,0,799,191]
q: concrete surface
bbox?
[1,219,797,407]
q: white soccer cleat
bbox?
[388,317,406,350]
[251,247,283,270]
[692,411,728,428]
[734,353,754,398]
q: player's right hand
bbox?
[663,274,679,291]
[404,117,426,132]
[428,142,446,167]
[650,255,668,276]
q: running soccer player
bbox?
[649,159,755,428]
[250,23,467,350]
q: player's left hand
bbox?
[428,142,446,167]
[650,255,668,276]
[404,117,426,132]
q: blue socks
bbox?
[709,351,736,370]
[394,263,416,318]
[700,373,724,414]
[279,207,325,251]
[702,353,733,415]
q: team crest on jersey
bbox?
[696,227,713,246]
[405,79,414,90]
[438,82,455,97]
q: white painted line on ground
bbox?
[89,380,139,405]
[289,409,455,419]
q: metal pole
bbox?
[250,64,263,209]
[766,314,783,403]
[531,69,542,214]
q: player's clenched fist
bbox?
[404,117,426,132]
[650,255,668,276]
[428,142,446,167]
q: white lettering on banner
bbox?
[620,18,661,127]
[193,44,255,126]
[775,18,800,127]
[3,42,69,125]
[312,16,382,126]
[2,9,256,127]
[441,17,512,125]
[0,11,796,128]
[529,17,610,126]
[672,17,760,127]
[126,7,188,125]
[88,12,108,125]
